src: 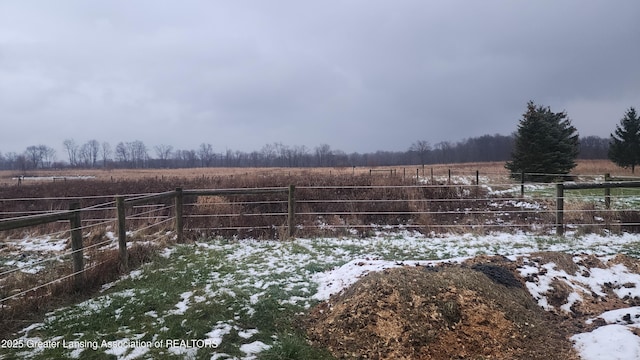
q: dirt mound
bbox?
[511,252,640,319]
[305,261,579,360]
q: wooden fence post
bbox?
[521,170,525,198]
[116,196,128,272]
[69,202,84,290]
[604,173,611,209]
[556,183,564,236]
[175,187,184,243]
[288,184,296,238]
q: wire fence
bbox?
[0,197,176,312]
[0,215,115,310]
[2,174,640,310]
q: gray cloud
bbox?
[1,0,639,157]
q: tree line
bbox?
[0,133,610,172]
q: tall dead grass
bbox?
[2,162,639,239]
[0,242,158,340]
[2,161,640,337]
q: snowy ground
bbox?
[11,175,96,182]
[3,230,640,359]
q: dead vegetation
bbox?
[2,160,640,240]
[0,242,159,340]
[2,161,640,357]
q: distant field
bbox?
[2,159,640,359]
[0,160,635,186]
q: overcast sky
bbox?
[1,1,639,157]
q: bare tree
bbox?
[332,149,349,166]
[248,151,261,167]
[155,144,173,168]
[409,140,431,166]
[224,148,237,166]
[78,143,91,167]
[86,139,100,167]
[0,152,18,171]
[40,145,56,168]
[15,154,28,172]
[433,141,453,164]
[101,141,112,168]
[76,140,100,168]
[198,143,214,167]
[63,139,79,167]
[25,146,42,169]
[175,149,198,167]
[128,140,148,168]
[115,142,128,165]
[315,144,332,167]
[273,142,290,167]
[24,145,55,169]
[292,145,309,167]
[260,143,277,166]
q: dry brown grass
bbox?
[2,159,638,240]
[574,159,639,177]
[0,242,158,340]
[0,166,361,186]
[1,159,631,185]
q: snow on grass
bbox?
[0,235,68,274]
[239,341,271,358]
[11,175,96,181]
[204,322,234,347]
[167,291,192,315]
[6,231,640,359]
[11,236,68,252]
[103,338,150,359]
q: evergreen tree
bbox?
[505,101,579,182]
[608,107,640,173]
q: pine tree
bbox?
[609,107,640,173]
[505,101,579,182]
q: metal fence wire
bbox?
[1,176,640,308]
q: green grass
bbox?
[621,242,640,258]
[5,231,640,359]
[534,236,571,249]
[260,333,334,360]
[2,240,345,359]
[522,184,640,209]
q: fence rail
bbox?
[2,177,640,307]
[555,181,640,235]
[0,186,292,306]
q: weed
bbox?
[260,332,334,360]
[304,262,326,274]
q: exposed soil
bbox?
[514,252,640,318]
[304,256,582,360]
